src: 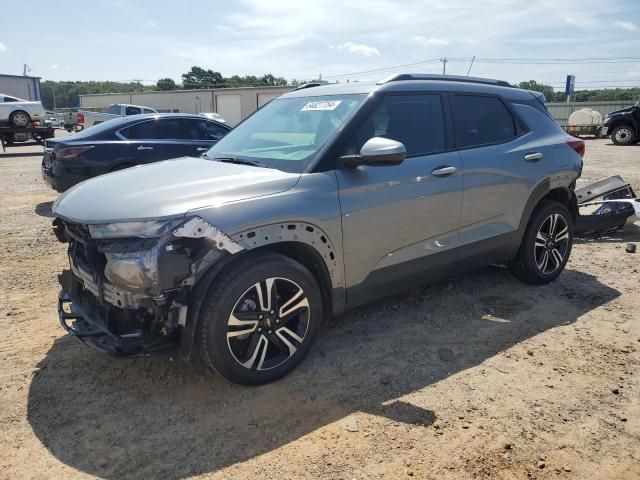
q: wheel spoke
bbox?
[551,248,564,269]
[278,288,309,321]
[537,250,549,272]
[241,334,269,370]
[254,278,276,312]
[548,214,559,236]
[555,224,569,242]
[535,231,547,248]
[275,326,304,356]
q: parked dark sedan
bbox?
[42,113,231,192]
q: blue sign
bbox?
[565,75,575,96]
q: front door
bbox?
[335,93,462,305]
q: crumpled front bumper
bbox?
[57,269,176,356]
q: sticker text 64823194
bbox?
[301,100,342,112]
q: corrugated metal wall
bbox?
[546,101,632,126]
[0,75,41,100]
[80,87,293,125]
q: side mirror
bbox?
[339,137,406,168]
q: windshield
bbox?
[107,105,121,115]
[205,94,366,173]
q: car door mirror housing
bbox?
[339,137,406,168]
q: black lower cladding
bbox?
[57,269,177,356]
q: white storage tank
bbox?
[567,108,604,138]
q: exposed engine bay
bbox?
[53,216,243,356]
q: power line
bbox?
[323,58,441,79]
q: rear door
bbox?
[183,118,230,156]
[451,93,541,262]
[117,117,196,165]
[335,92,462,296]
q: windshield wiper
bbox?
[213,156,267,168]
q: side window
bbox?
[4,96,19,102]
[345,94,446,157]
[186,119,229,141]
[142,108,155,114]
[120,118,190,140]
[451,94,516,148]
[125,106,142,116]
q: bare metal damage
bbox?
[231,222,343,288]
[173,216,244,254]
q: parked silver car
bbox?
[52,74,584,385]
[0,94,45,127]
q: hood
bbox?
[53,157,301,224]
[606,106,635,116]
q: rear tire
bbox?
[611,125,635,145]
[196,253,323,385]
[508,201,573,284]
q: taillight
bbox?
[57,146,93,161]
[77,112,85,124]
[566,136,585,158]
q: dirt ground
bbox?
[0,135,639,480]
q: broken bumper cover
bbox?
[57,270,176,356]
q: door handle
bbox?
[524,152,543,162]
[137,146,154,151]
[196,147,208,151]
[431,166,457,177]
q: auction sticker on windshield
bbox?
[301,100,342,111]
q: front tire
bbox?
[509,201,573,284]
[9,110,31,128]
[611,125,635,145]
[197,253,322,385]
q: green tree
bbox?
[518,80,556,101]
[157,78,177,91]
[182,66,225,89]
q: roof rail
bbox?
[293,82,331,91]
[377,73,512,88]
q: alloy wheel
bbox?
[226,277,310,371]
[534,213,570,274]
[12,112,29,127]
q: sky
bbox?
[1,0,639,91]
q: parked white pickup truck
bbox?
[64,103,157,131]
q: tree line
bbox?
[38,67,640,110]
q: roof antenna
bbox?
[466,56,476,76]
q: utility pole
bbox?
[51,84,57,111]
[23,64,31,76]
[440,57,448,75]
[466,56,476,76]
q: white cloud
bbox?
[614,21,638,31]
[0,42,6,52]
[413,36,450,46]
[215,24,241,35]
[333,41,380,57]
[50,64,59,69]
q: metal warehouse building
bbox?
[80,86,294,126]
[0,74,42,101]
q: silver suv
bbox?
[52,74,584,385]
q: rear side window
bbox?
[185,119,229,141]
[120,118,191,140]
[125,106,142,115]
[452,94,516,148]
[142,108,155,114]
[4,96,19,102]
[346,94,446,156]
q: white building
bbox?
[80,86,294,126]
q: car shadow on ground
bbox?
[35,201,55,218]
[27,266,619,479]
[575,223,640,244]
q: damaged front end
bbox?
[53,216,242,356]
